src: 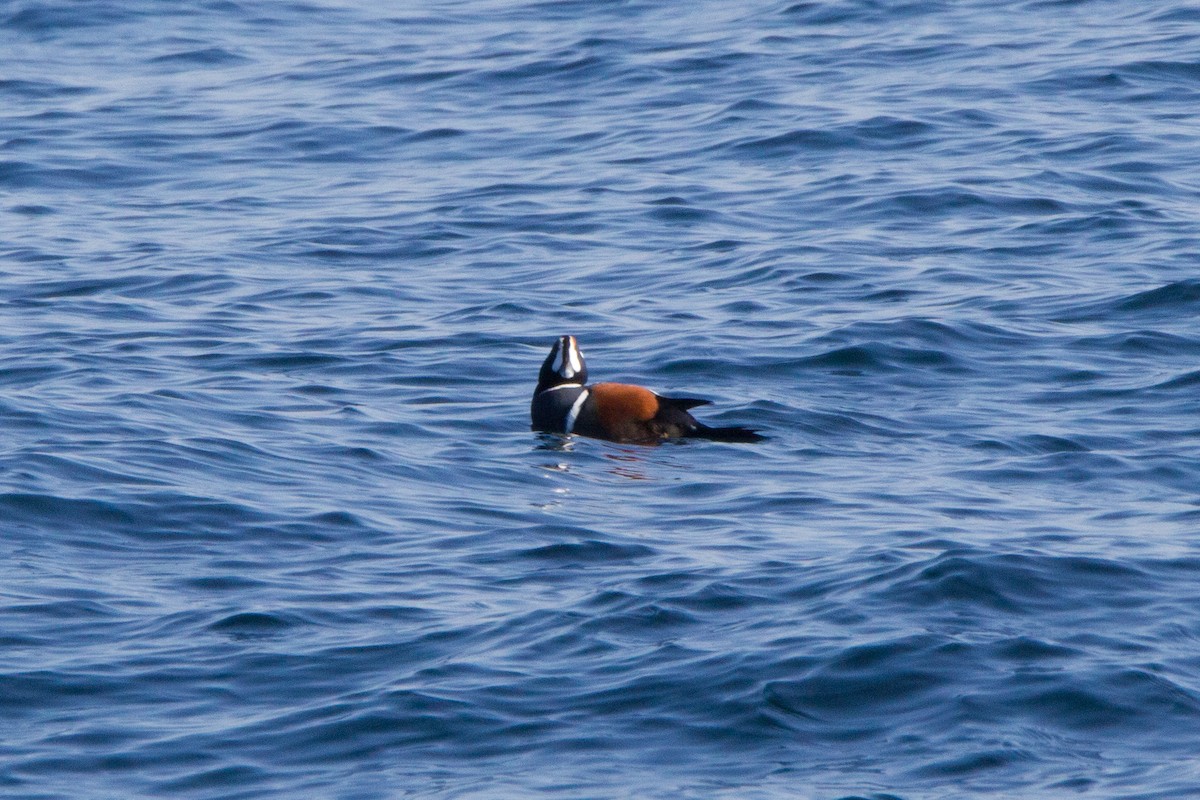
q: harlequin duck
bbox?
[531,335,764,444]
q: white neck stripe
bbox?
[564,389,590,434]
[537,383,582,395]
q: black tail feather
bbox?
[689,424,766,443]
[660,395,712,411]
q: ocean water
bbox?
[3,0,1200,797]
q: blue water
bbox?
[4,1,1200,797]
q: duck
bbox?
[531,335,764,444]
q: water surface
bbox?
[3,1,1200,797]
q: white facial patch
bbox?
[557,338,581,378]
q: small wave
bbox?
[912,747,1032,778]
[853,187,1068,218]
[516,540,655,563]
[0,79,94,98]
[1152,369,1200,391]
[0,158,151,190]
[1118,59,1200,86]
[0,492,137,531]
[1070,330,1200,357]
[731,116,935,158]
[5,4,135,30]
[147,47,250,67]
[405,127,467,142]
[1117,280,1200,312]
[764,634,954,723]
[988,668,1200,735]
[872,549,1152,615]
[208,611,297,636]
[783,340,963,375]
[489,54,610,84]
[1057,280,1200,322]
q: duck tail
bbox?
[689,424,766,443]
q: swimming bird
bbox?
[531,335,764,444]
